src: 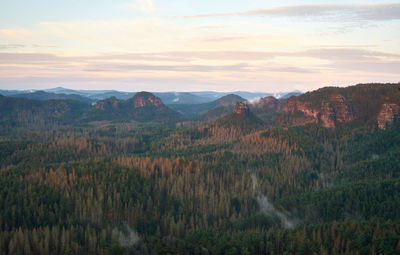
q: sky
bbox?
[0,0,399,92]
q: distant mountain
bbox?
[86,91,136,101]
[0,89,33,96]
[170,94,246,119]
[280,90,303,99]
[2,87,303,103]
[9,91,93,104]
[215,94,247,106]
[0,95,90,131]
[154,92,212,105]
[45,87,82,94]
[189,91,295,101]
[44,87,136,100]
[88,92,183,123]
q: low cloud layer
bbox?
[1,47,398,64]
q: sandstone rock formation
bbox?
[254,96,277,110]
[255,94,355,128]
[95,96,119,110]
[132,92,163,108]
[377,103,400,129]
[234,102,250,115]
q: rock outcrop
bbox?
[91,92,183,122]
[277,99,318,118]
[377,103,400,129]
[132,92,163,108]
[95,96,119,110]
[318,101,336,128]
[234,102,250,115]
[328,95,354,122]
[254,96,277,110]
[214,101,263,133]
[255,93,355,128]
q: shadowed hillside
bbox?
[87,92,183,123]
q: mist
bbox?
[251,174,297,229]
[112,223,140,248]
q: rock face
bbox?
[96,92,165,110]
[254,96,277,110]
[234,102,250,115]
[255,93,355,128]
[377,103,400,129]
[329,95,354,122]
[132,92,163,108]
[315,95,355,128]
[277,99,318,118]
[318,101,336,128]
[95,96,119,110]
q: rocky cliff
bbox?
[95,96,119,110]
[377,103,400,129]
[234,102,250,115]
[253,83,399,129]
[131,92,163,108]
[254,96,277,110]
[273,94,354,128]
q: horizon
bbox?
[0,85,305,94]
[2,83,399,94]
[1,0,400,92]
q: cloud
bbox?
[0,47,399,92]
[39,22,93,42]
[1,48,398,65]
[0,53,63,64]
[185,3,400,21]
[0,28,30,37]
[302,48,400,61]
[83,62,251,73]
[126,0,155,14]
[0,44,26,49]
[325,61,400,74]
[0,44,57,50]
[270,66,316,74]
[203,36,246,42]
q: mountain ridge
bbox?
[89,91,183,123]
[252,83,400,129]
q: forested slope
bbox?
[0,84,399,254]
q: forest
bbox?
[0,84,399,254]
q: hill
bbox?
[213,102,264,133]
[170,94,246,119]
[8,91,94,104]
[88,92,183,123]
[0,95,90,133]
